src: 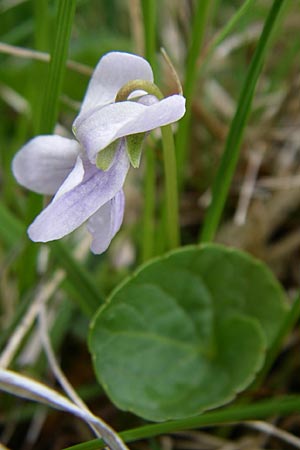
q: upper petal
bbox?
[27,144,130,242]
[77,52,154,117]
[87,189,125,254]
[12,135,80,195]
[74,94,186,163]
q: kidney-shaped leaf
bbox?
[89,244,288,421]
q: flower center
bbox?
[115,79,164,102]
[97,81,165,171]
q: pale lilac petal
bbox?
[87,190,125,254]
[128,90,148,99]
[12,136,80,195]
[28,145,129,242]
[54,156,84,201]
[136,94,159,106]
[74,95,186,163]
[78,52,153,117]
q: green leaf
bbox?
[89,244,288,421]
[126,133,145,168]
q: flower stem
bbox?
[161,125,180,249]
[115,66,181,252]
[141,149,156,261]
[141,0,157,261]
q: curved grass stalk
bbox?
[200,0,286,243]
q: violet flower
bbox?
[12,52,186,254]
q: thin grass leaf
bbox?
[141,0,156,71]
[200,0,286,243]
[38,0,76,133]
[176,0,211,181]
[64,395,300,450]
[31,0,51,134]
[0,369,128,450]
[199,0,255,74]
[33,0,50,51]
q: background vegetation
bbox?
[1,0,300,449]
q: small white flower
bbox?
[12,52,186,254]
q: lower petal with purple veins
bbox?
[53,156,85,201]
[28,144,129,243]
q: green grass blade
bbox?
[38,0,76,134]
[64,395,300,450]
[31,0,51,134]
[200,0,286,243]
[33,0,50,51]
[199,0,255,74]
[176,0,211,182]
[141,0,156,71]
